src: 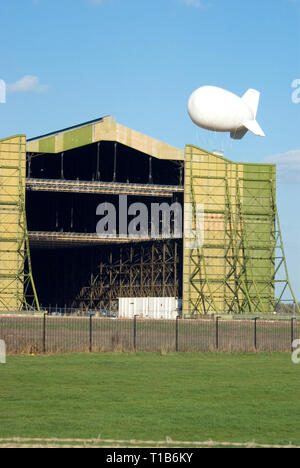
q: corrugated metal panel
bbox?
[118,297,181,319]
[0,135,26,311]
[39,136,56,153]
[242,163,276,312]
[183,144,276,316]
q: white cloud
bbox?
[262,150,300,182]
[7,75,49,94]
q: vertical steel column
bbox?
[113,142,117,182]
[129,246,133,297]
[96,142,101,181]
[151,244,155,296]
[162,243,166,297]
[174,242,178,295]
[27,153,32,178]
[70,206,74,231]
[60,152,64,180]
[140,247,144,290]
[149,156,153,184]
[179,165,183,186]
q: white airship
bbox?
[187,85,265,140]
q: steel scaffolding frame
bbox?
[0,135,39,312]
[183,145,299,316]
[272,187,300,313]
[71,241,181,312]
[26,178,184,197]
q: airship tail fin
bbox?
[242,89,260,118]
[243,119,265,137]
[230,119,265,140]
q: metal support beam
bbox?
[60,152,64,180]
[96,142,101,181]
[113,142,117,183]
[149,156,153,184]
[70,241,181,311]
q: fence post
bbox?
[133,315,138,351]
[216,316,220,350]
[43,313,46,353]
[254,317,258,350]
[291,318,295,351]
[175,316,179,352]
[89,314,93,353]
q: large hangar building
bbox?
[0,116,297,315]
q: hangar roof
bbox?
[26,116,184,161]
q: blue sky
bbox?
[1,0,300,298]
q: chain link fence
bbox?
[0,315,299,354]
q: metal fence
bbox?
[0,315,299,354]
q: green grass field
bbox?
[0,352,299,447]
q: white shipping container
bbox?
[118,297,182,320]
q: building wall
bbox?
[183,145,276,315]
[0,135,26,311]
[0,129,278,315]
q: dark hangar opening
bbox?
[27,141,183,185]
[26,140,184,312]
